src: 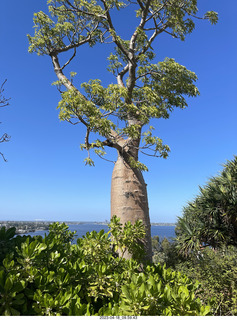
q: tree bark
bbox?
[111,153,152,262]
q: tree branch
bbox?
[50,29,94,55]
[101,0,130,60]
[0,152,7,162]
[137,21,170,58]
[0,133,10,143]
[61,48,77,70]
[50,53,127,151]
[85,127,90,149]
[117,64,129,88]
[0,80,10,108]
[0,80,10,162]
[63,0,106,19]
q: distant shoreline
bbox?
[1,220,176,226]
[0,221,176,234]
[65,221,176,226]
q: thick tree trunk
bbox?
[111,153,152,262]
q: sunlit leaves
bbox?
[28,0,217,168]
[28,1,103,55]
[128,157,148,172]
[204,11,218,25]
[83,157,95,166]
[57,86,116,136]
[55,57,198,165]
[165,2,196,41]
[0,218,213,316]
[176,156,237,252]
[107,53,123,76]
[102,263,211,316]
[142,129,170,159]
[138,58,199,104]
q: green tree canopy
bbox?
[28,0,218,170]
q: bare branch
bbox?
[61,48,77,70]
[0,80,10,108]
[50,30,94,55]
[101,111,114,118]
[67,119,81,125]
[0,152,7,162]
[97,153,115,164]
[85,127,90,149]
[140,150,162,158]
[135,70,161,81]
[0,80,10,162]
[0,133,10,143]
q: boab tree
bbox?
[0,80,10,162]
[28,0,217,261]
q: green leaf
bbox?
[121,285,132,301]
[4,276,13,292]
[0,270,6,288]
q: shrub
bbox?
[0,218,211,316]
[173,246,237,316]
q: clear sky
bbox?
[0,0,236,223]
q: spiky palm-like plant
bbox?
[176,156,237,254]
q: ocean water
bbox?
[25,223,176,241]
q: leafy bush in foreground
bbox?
[0,218,210,316]
[151,234,237,315]
[170,246,237,316]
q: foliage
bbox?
[27,0,217,169]
[176,155,237,254]
[152,236,181,267]
[173,246,237,316]
[154,156,237,316]
[99,264,210,316]
[0,227,31,266]
[151,236,237,316]
[0,218,211,316]
[109,216,146,262]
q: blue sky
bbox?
[0,0,236,223]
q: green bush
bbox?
[0,226,31,265]
[152,236,181,267]
[0,218,211,316]
[99,264,210,316]
[172,246,237,316]
[151,232,237,315]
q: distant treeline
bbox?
[0,221,50,234]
